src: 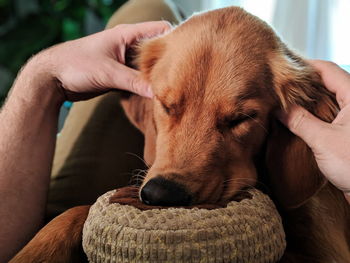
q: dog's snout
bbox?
[140,176,191,206]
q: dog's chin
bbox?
[219,185,255,203]
[189,179,253,205]
[190,182,225,205]
[190,189,252,207]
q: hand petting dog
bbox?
[36,21,171,101]
[278,60,350,199]
[0,21,169,262]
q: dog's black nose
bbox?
[140,177,191,206]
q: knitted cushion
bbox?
[82,188,286,263]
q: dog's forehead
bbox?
[154,41,269,107]
[152,7,278,107]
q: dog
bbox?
[11,7,350,263]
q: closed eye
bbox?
[226,112,258,128]
[161,102,171,115]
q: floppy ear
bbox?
[120,95,156,165]
[137,37,166,81]
[265,50,338,209]
[119,38,165,165]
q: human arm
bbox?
[277,60,350,203]
[0,58,63,261]
[0,21,170,262]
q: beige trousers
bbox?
[47,0,180,219]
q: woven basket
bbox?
[82,189,286,263]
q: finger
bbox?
[116,21,172,45]
[332,104,350,125]
[277,105,330,148]
[109,62,153,98]
[131,75,154,98]
[308,60,350,108]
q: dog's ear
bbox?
[137,37,166,81]
[265,50,338,209]
[119,38,165,166]
[120,95,156,165]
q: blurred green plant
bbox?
[0,0,126,105]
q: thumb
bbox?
[276,105,330,148]
[131,75,153,98]
[108,62,153,98]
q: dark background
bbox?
[0,0,127,106]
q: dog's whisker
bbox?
[125,152,150,168]
[222,188,252,200]
[222,182,255,188]
[223,177,257,183]
[223,177,269,193]
[132,168,148,173]
[131,170,147,177]
[222,178,257,189]
[223,177,257,181]
[128,169,148,186]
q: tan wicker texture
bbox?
[82,189,286,263]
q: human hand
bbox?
[277,60,350,196]
[31,21,171,101]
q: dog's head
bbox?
[121,7,338,209]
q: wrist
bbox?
[10,52,65,110]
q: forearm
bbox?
[0,55,64,261]
[0,21,165,261]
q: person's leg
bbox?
[107,0,181,27]
[47,0,180,219]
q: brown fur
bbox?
[126,7,350,262]
[12,7,349,262]
[134,7,336,206]
[10,206,90,263]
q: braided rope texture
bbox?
[82,189,286,263]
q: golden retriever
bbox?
[11,7,350,263]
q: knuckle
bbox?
[324,60,338,67]
[318,60,339,69]
[161,20,172,29]
[310,60,339,71]
[115,23,129,30]
[113,24,130,34]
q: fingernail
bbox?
[163,21,173,31]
